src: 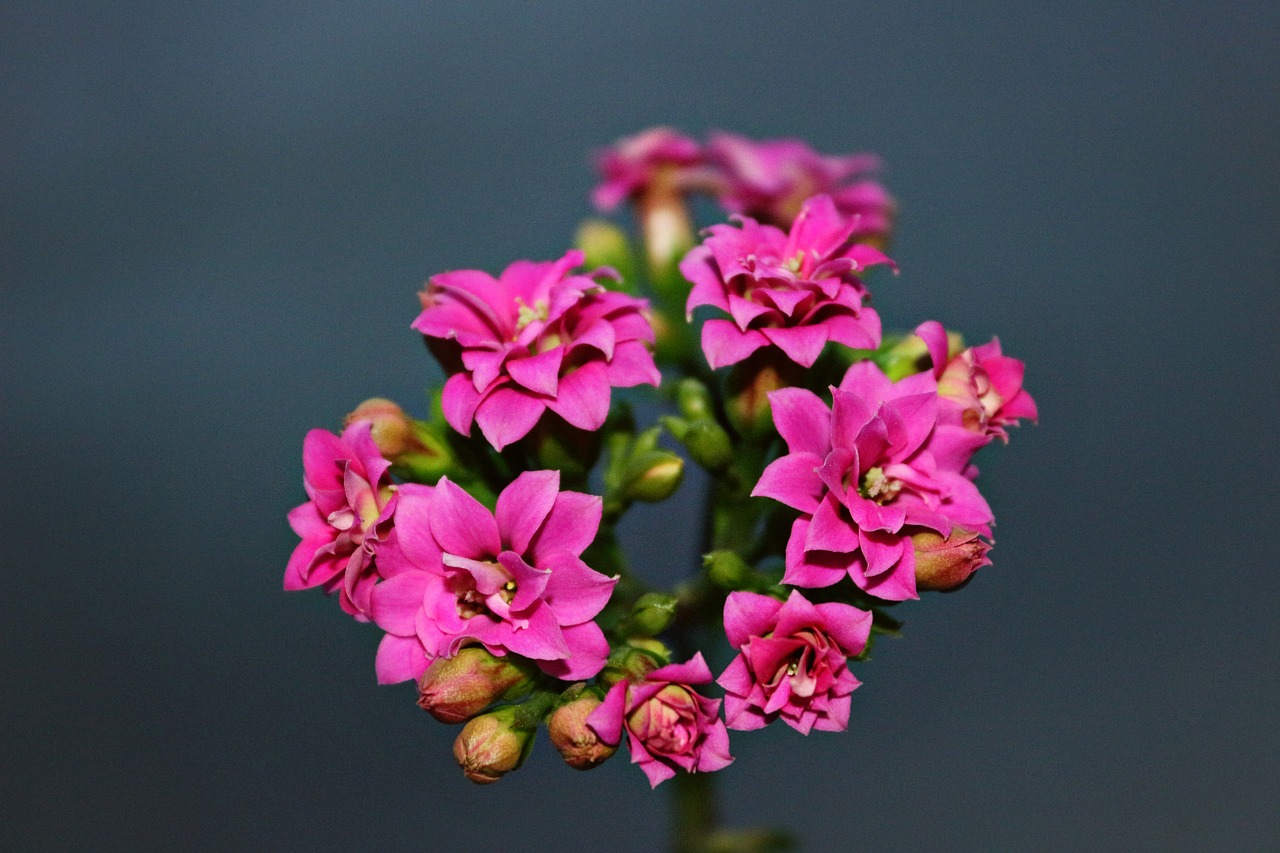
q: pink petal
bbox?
[761,324,830,367]
[752,451,825,514]
[915,320,950,378]
[700,320,768,369]
[505,348,563,397]
[536,620,610,680]
[474,387,545,451]
[495,470,560,554]
[528,490,603,563]
[822,310,881,351]
[440,372,482,437]
[545,361,611,431]
[539,552,617,624]
[369,571,433,635]
[805,495,860,552]
[606,340,662,388]
[587,680,629,746]
[374,633,429,685]
[768,387,833,456]
[723,592,784,649]
[649,651,714,685]
[429,478,501,559]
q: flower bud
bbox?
[726,350,801,439]
[912,527,992,591]
[548,692,617,770]
[345,398,426,458]
[703,550,754,590]
[601,642,667,686]
[453,707,536,785]
[416,647,534,724]
[675,378,714,420]
[682,418,734,473]
[622,450,684,503]
[621,592,678,637]
[575,219,637,291]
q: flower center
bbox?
[450,563,518,620]
[859,466,902,504]
[515,297,549,333]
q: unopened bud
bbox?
[548,692,617,770]
[682,418,734,472]
[623,450,684,502]
[621,592,678,637]
[576,219,637,291]
[601,642,667,686]
[417,648,534,724]
[675,378,714,420]
[453,707,535,785]
[726,350,800,439]
[345,398,425,458]
[912,527,992,591]
[704,550,754,590]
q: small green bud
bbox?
[621,592,679,637]
[675,378,714,420]
[622,450,684,503]
[575,219,637,290]
[601,642,668,686]
[682,418,734,472]
[704,550,755,590]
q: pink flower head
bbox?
[682,194,893,370]
[369,471,617,685]
[707,131,895,238]
[587,653,734,788]
[414,250,660,451]
[752,361,994,601]
[284,420,398,619]
[718,590,871,734]
[591,127,712,211]
[916,321,1038,442]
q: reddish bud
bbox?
[452,708,534,785]
[345,398,425,458]
[912,527,992,591]
[548,693,617,770]
[417,647,533,724]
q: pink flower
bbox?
[718,590,871,734]
[707,131,895,238]
[916,320,1038,442]
[682,194,893,370]
[751,361,994,601]
[414,250,660,451]
[591,127,712,211]
[587,653,733,788]
[284,421,398,619]
[368,471,617,685]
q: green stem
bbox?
[671,770,718,853]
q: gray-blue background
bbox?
[4,2,1277,849]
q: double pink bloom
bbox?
[591,128,894,238]
[284,421,398,619]
[719,590,871,735]
[917,320,1039,442]
[369,471,617,684]
[682,194,894,370]
[414,250,660,451]
[707,131,894,238]
[753,361,995,601]
[588,653,733,788]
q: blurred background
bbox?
[3,1,1277,849]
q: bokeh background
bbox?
[4,2,1278,849]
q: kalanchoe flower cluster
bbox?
[284,127,1037,807]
